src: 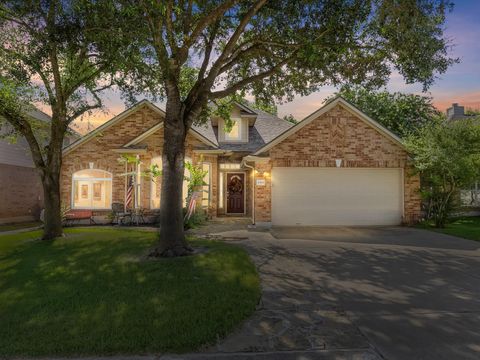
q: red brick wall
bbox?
[254,104,421,224]
[0,163,43,222]
[61,105,216,215]
[253,161,272,223]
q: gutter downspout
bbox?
[241,159,255,225]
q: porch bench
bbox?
[64,210,96,226]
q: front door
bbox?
[226,173,245,214]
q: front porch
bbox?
[61,149,256,225]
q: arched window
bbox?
[72,169,112,209]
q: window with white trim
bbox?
[72,169,112,209]
[150,156,190,209]
[183,158,191,206]
[202,163,211,207]
[224,118,241,141]
[150,157,162,209]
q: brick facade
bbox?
[0,163,43,223]
[61,105,219,219]
[253,104,422,224]
[61,101,421,225]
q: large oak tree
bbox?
[117,0,456,257]
[0,0,127,239]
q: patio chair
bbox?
[132,208,146,226]
[111,203,131,225]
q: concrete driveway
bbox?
[200,226,480,360]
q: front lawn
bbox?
[0,228,260,357]
[419,216,480,241]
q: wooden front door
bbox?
[226,173,245,214]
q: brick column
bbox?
[254,160,272,224]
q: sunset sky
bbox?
[72,0,480,134]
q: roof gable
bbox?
[254,97,404,155]
[123,122,217,149]
[63,100,217,155]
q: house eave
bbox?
[111,148,147,154]
[193,149,232,155]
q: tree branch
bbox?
[182,0,240,52]
[198,22,220,81]
[0,108,46,170]
[204,0,267,86]
[165,0,177,55]
[141,0,170,74]
[209,53,297,99]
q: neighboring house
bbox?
[446,103,480,208]
[446,103,478,122]
[61,97,421,226]
[0,109,79,224]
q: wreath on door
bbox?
[228,176,243,194]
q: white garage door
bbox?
[272,167,403,226]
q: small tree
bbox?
[0,0,127,239]
[184,162,208,201]
[330,86,440,137]
[405,119,480,227]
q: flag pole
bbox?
[124,161,127,213]
[135,155,140,210]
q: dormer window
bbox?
[219,117,248,143]
[225,119,241,141]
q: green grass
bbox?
[419,216,480,241]
[0,221,42,232]
[0,227,260,357]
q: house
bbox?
[0,109,79,224]
[61,97,421,226]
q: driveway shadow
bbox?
[234,228,480,360]
[271,226,480,250]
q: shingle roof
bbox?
[193,108,293,152]
[192,122,218,147]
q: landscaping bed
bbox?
[0,227,260,356]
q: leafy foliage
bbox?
[405,119,480,227]
[0,0,131,239]
[117,154,161,180]
[184,161,208,198]
[118,0,456,125]
[330,86,440,137]
[283,114,298,124]
[465,108,480,116]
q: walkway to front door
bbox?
[226,172,245,214]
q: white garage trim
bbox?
[272,167,404,226]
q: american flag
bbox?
[126,175,134,209]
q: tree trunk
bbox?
[40,116,64,240]
[151,96,193,257]
[41,171,63,240]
